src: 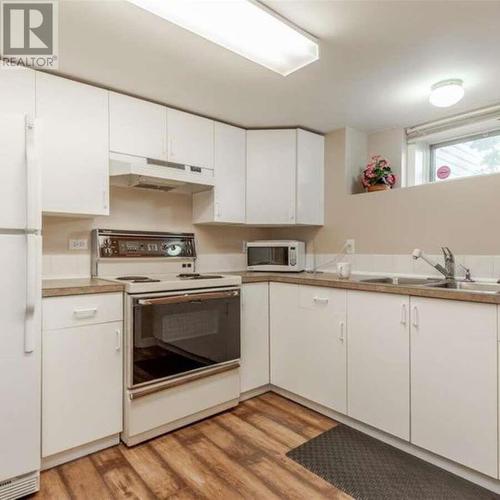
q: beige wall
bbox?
[44,130,500,270]
[43,186,269,258]
[271,128,500,256]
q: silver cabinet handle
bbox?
[339,321,345,343]
[400,303,407,325]
[115,329,121,351]
[412,305,419,328]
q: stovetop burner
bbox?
[116,276,161,283]
[177,273,223,280]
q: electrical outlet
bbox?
[69,239,88,251]
[345,239,355,254]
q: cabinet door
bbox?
[214,122,246,223]
[296,129,324,225]
[37,73,109,216]
[246,130,296,225]
[192,122,246,224]
[410,297,497,477]
[167,108,214,169]
[109,92,167,160]
[42,321,123,457]
[347,291,410,440]
[270,283,347,411]
[240,283,269,393]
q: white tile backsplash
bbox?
[463,255,494,280]
[306,253,500,281]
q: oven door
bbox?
[131,288,240,388]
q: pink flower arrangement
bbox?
[361,155,396,189]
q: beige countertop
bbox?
[231,271,500,305]
[42,278,124,298]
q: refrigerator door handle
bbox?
[25,115,41,232]
[25,234,38,353]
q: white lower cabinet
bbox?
[270,283,347,412]
[347,291,410,440]
[240,283,269,393]
[42,294,123,459]
[410,297,498,477]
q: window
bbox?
[430,130,500,182]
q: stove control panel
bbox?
[93,230,196,259]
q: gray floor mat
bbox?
[287,425,498,499]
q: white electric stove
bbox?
[102,273,241,294]
[92,229,242,446]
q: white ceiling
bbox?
[57,0,500,133]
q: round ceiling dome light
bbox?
[429,79,465,107]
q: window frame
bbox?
[429,128,500,183]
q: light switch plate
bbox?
[69,239,88,250]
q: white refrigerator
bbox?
[0,113,42,498]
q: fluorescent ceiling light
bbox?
[429,79,465,108]
[128,0,319,76]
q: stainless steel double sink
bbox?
[359,277,500,294]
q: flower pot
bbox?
[367,184,390,192]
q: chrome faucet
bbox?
[412,247,456,280]
[441,247,455,280]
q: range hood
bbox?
[109,152,215,193]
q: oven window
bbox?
[248,247,289,266]
[132,291,240,386]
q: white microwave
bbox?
[246,240,306,272]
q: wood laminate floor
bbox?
[31,392,351,499]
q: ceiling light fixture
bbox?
[429,79,465,108]
[128,0,319,76]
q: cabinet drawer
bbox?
[298,285,346,314]
[43,293,123,330]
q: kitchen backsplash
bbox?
[310,253,500,281]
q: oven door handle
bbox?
[138,290,239,306]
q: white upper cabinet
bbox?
[246,129,297,225]
[246,129,324,225]
[347,291,410,440]
[410,297,497,477]
[192,122,246,224]
[0,67,35,115]
[109,92,167,160]
[297,129,324,225]
[167,108,214,169]
[270,283,347,412]
[37,73,110,216]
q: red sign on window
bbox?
[437,165,451,179]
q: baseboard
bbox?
[271,386,500,495]
[122,398,239,447]
[41,434,120,470]
[240,384,271,401]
